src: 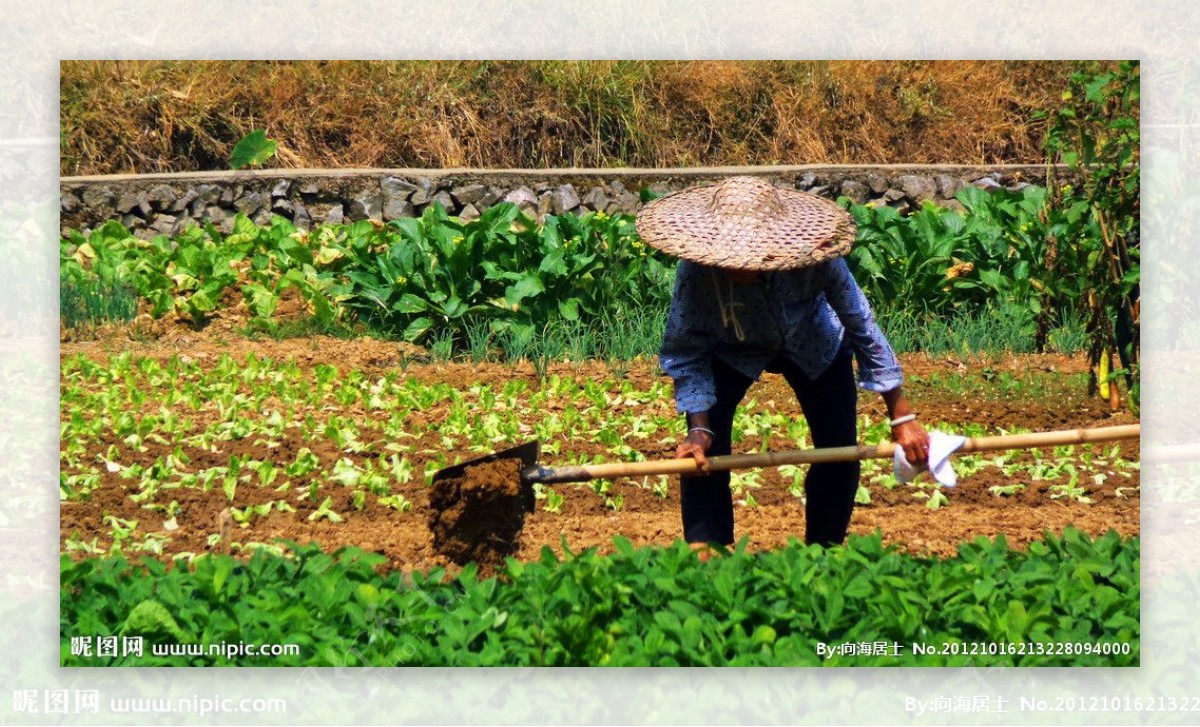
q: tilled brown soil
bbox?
[60,333,1141,573]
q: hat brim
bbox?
[635,180,856,271]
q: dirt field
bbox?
[60,333,1140,573]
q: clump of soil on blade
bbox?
[428,458,532,569]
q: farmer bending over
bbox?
[636,176,930,551]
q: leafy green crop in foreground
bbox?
[61,528,1138,667]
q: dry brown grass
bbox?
[60,60,1104,176]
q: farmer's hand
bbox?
[676,430,713,473]
[882,388,929,466]
[893,420,931,467]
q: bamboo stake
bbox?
[1108,351,1122,412]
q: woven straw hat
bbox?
[635,176,856,271]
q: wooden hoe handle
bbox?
[527,424,1140,484]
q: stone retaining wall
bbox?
[60,165,1061,237]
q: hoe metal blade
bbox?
[430,440,541,512]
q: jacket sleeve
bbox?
[823,258,904,393]
[659,262,721,413]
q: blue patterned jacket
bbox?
[660,258,903,413]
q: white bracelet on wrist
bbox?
[889,414,917,427]
[688,427,715,438]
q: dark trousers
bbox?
[681,346,860,548]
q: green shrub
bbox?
[60,187,1107,359]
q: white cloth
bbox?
[893,431,968,487]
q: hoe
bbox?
[434,423,1140,490]
[428,423,1140,565]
